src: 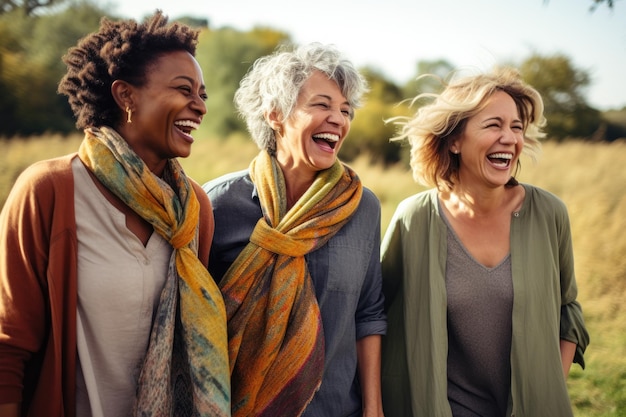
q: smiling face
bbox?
[116,50,207,174]
[273,70,352,180]
[452,90,525,189]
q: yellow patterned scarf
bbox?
[221,150,362,416]
[78,126,230,416]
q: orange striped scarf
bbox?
[78,126,230,416]
[221,151,362,416]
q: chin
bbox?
[175,147,192,159]
[317,155,338,169]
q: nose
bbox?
[191,94,207,116]
[500,127,519,144]
[327,107,348,127]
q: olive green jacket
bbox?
[380,184,589,417]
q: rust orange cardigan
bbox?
[0,153,214,417]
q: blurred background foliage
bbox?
[1,0,625,165]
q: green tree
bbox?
[402,59,455,99]
[1,0,66,15]
[0,1,104,136]
[342,68,411,165]
[196,26,289,139]
[168,15,208,29]
[519,53,601,140]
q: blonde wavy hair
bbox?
[392,67,546,190]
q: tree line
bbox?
[1,0,624,165]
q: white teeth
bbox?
[488,152,512,160]
[174,120,199,130]
[312,133,339,142]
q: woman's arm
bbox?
[560,339,577,378]
[357,334,384,417]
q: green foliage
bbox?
[195,26,290,139]
[402,59,455,99]
[0,1,620,149]
[342,68,411,164]
[519,53,602,141]
[0,1,105,135]
[597,108,626,141]
[170,16,208,28]
[0,0,66,15]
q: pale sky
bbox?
[99,0,626,111]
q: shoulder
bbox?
[6,154,77,206]
[202,169,251,200]
[189,178,212,213]
[522,183,568,214]
[16,154,76,187]
[1,154,78,243]
[358,186,381,213]
[383,189,439,235]
[395,188,437,217]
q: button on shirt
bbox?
[204,170,387,417]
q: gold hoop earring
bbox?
[126,106,132,124]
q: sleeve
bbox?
[381,203,406,313]
[556,200,590,368]
[355,192,387,339]
[0,165,52,403]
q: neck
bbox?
[280,169,316,210]
[441,182,523,220]
[115,125,167,177]
[285,174,315,209]
[444,185,507,218]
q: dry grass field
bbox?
[1,133,625,416]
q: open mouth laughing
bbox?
[487,152,513,168]
[312,133,339,151]
[174,119,200,140]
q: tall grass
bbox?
[1,133,625,416]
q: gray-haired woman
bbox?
[204,43,387,417]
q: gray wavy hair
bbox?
[234,42,369,153]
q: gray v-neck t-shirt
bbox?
[442,209,513,417]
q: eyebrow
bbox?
[314,93,351,107]
[174,75,206,90]
[484,116,522,124]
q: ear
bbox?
[111,79,134,112]
[449,137,461,154]
[264,110,283,132]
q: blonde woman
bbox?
[381,67,589,417]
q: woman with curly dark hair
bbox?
[0,10,229,417]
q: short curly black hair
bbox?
[57,10,200,130]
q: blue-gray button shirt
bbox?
[203,169,387,417]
